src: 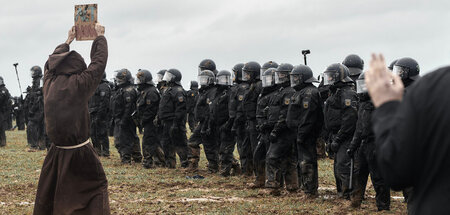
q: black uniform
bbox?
[266,84,298,190]
[373,66,450,214]
[241,80,262,175]
[136,84,165,168]
[0,85,11,147]
[88,80,111,156]
[25,86,45,150]
[12,97,26,130]
[253,85,278,185]
[112,83,141,163]
[186,88,199,132]
[158,84,189,168]
[348,97,390,210]
[231,82,250,174]
[208,85,235,176]
[324,83,358,198]
[188,85,217,171]
[287,84,323,194]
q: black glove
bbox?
[346,148,354,158]
[170,123,180,136]
[330,141,340,153]
[269,132,277,143]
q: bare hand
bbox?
[95,23,105,37]
[65,26,76,45]
[365,53,404,108]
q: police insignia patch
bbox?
[100,92,105,96]
[178,96,184,102]
[238,95,243,101]
[284,98,290,105]
[345,99,351,106]
[191,93,194,97]
[303,101,309,109]
[146,99,151,105]
[126,96,131,102]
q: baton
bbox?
[349,157,354,190]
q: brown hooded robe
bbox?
[33,36,110,215]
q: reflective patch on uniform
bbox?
[191,93,194,97]
[177,87,183,92]
[126,96,131,102]
[146,99,151,105]
[345,99,351,107]
[284,98,290,105]
[178,96,184,102]
[238,95,243,101]
[100,91,106,96]
[303,101,309,109]
[206,98,211,104]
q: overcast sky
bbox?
[1,0,449,96]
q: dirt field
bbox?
[0,129,406,214]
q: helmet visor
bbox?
[262,75,274,87]
[163,72,176,82]
[242,70,252,81]
[217,76,232,86]
[155,74,164,83]
[393,65,408,79]
[323,71,337,86]
[356,79,368,94]
[198,75,211,86]
[290,74,302,87]
[274,71,289,84]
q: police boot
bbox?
[230,159,242,176]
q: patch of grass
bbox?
[0,129,406,214]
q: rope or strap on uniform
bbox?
[55,139,91,149]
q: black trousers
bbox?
[0,122,5,147]
[188,121,218,171]
[216,124,235,175]
[115,119,137,163]
[27,120,45,149]
[298,136,319,195]
[242,119,257,175]
[253,131,270,184]
[90,115,110,156]
[161,120,189,168]
[142,122,165,167]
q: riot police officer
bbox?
[250,68,279,188]
[186,81,199,132]
[266,63,298,191]
[187,70,217,172]
[208,70,234,176]
[88,72,111,157]
[260,61,279,80]
[323,63,358,199]
[287,65,323,196]
[346,72,390,210]
[158,69,189,168]
[112,69,141,164]
[155,69,168,93]
[241,61,262,176]
[229,63,248,175]
[199,59,218,75]
[393,57,420,89]
[135,69,165,168]
[25,66,45,150]
[0,76,11,147]
[12,96,25,130]
[342,54,364,82]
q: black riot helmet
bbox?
[216,70,232,86]
[136,69,154,85]
[198,70,215,87]
[30,66,43,79]
[155,69,167,84]
[242,61,261,82]
[342,54,364,76]
[388,59,398,71]
[261,68,277,88]
[275,63,293,85]
[0,76,4,86]
[290,65,318,87]
[393,57,420,81]
[232,63,245,82]
[199,59,217,75]
[322,63,353,86]
[190,81,199,90]
[261,61,278,81]
[115,68,132,86]
[163,69,182,85]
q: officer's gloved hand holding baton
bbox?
[365,53,404,107]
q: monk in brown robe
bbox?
[33,24,110,215]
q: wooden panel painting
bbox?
[74,4,98,41]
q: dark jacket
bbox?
[243,80,262,120]
[158,84,186,123]
[186,89,198,113]
[209,85,231,126]
[43,36,108,146]
[270,84,296,135]
[372,66,450,215]
[194,85,216,123]
[137,84,160,125]
[88,80,111,119]
[0,85,10,123]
